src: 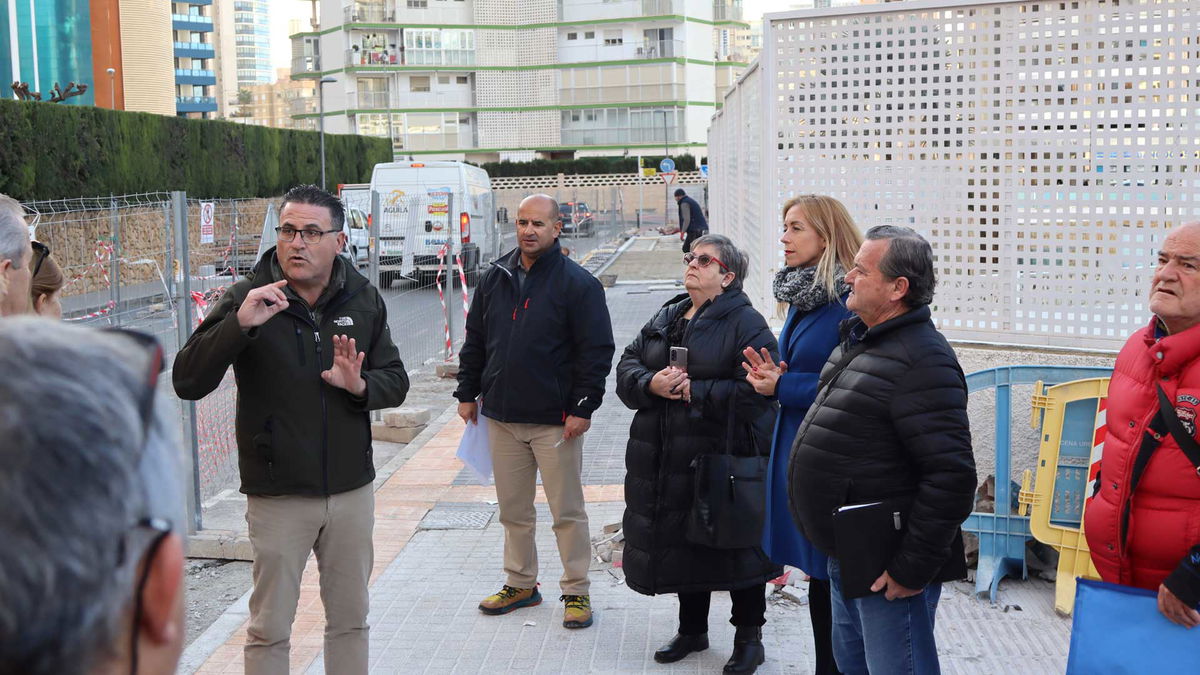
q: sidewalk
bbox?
[181,236,1074,674]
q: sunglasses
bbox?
[99,328,172,675]
[683,252,730,272]
[31,240,48,278]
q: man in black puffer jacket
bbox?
[455,194,615,629]
[787,225,976,675]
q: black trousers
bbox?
[682,228,705,253]
[677,584,766,635]
[808,576,842,675]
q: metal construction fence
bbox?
[24,175,691,531]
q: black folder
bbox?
[832,499,909,600]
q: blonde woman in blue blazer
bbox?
[744,195,863,675]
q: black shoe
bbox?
[723,626,765,674]
[653,632,709,664]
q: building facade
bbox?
[232,0,271,86]
[229,67,316,129]
[173,0,218,117]
[290,0,749,162]
[2,0,174,114]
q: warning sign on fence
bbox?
[199,201,215,244]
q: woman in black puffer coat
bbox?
[617,234,781,674]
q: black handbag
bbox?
[686,389,768,549]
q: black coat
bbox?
[454,242,615,424]
[616,290,782,595]
[174,249,410,496]
[786,305,977,590]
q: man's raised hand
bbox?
[236,279,289,329]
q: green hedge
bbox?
[482,154,701,178]
[0,99,392,200]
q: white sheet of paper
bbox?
[455,416,492,482]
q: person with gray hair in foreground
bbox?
[0,318,188,675]
[0,193,33,316]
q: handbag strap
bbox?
[1155,384,1200,476]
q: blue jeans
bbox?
[827,559,941,675]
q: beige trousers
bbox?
[243,482,374,675]
[488,419,591,595]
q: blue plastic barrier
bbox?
[962,365,1112,603]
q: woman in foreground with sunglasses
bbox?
[617,233,781,674]
[742,195,862,675]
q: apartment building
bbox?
[291,0,749,161]
[229,67,316,129]
[173,0,219,117]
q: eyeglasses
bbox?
[31,240,49,278]
[275,226,340,244]
[683,252,730,272]
[99,328,171,675]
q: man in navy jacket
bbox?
[455,193,615,629]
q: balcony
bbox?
[712,2,743,21]
[345,3,395,23]
[176,96,218,113]
[356,91,392,109]
[348,48,401,67]
[175,68,217,86]
[561,125,681,147]
[290,96,318,116]
[183,0,213,5]
[641,0,682,15]
[292,54,321,74]
[174,41,215,59]
[172,13,214,32]
[559,83,686,106]
[559,39,684,63]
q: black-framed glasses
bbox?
[683,252,730,272]
[275,226,341,244]
[31,240,49,278]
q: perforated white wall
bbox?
[474,0,560,149]
[711,0,1200,350]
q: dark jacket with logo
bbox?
[454,242,615,424]
[787,305,977,590]
[616,290,782,595]
[174,248,409,497]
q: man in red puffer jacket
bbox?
[1085,222,1200,629]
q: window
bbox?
[585,31,595,39]
[438,75,450,84]
[456,75,469,84]
[604,29,623,46]
[407,0,427,7]
[567,32,578,40]
[410,76,430,92]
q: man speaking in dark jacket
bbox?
[456,193,615,630]
[174,185,409,674]
[787,225,976,674]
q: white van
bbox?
[367,161,497,287]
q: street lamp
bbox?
[105,67,115,109]
[318,76,337,190]
[658,109,670,228]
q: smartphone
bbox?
[669,346,688,372]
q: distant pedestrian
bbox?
[675,188,708,253]
[0,318,188,675]
[455,193,615,629]
[0,194,32,316]
[29,240,64,318]
[617,234,780,673]
[788,225,976,675]
[1085,221,1200,628]
[174,185,410,675]
[743,195,862,675]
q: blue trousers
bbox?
[827,559,942,675]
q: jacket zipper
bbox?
[501,264,526,421]
[310,308,330,495]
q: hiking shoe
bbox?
[561,594,594,628]
[479,585,541,615]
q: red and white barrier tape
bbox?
[65,300,116,322]
[433,244,471,361]
[62,240,114,292]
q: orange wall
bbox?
[89,0,124,109]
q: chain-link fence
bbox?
[24,192,278,532]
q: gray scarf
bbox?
[773,265,849,312]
